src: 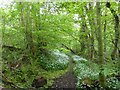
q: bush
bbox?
[39,51,69,71]
[106,77,120,89]
[74,58,120,89]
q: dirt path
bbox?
[50,71,77,89]
[49,56,77,89]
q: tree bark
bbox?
[103,18,107,62]
[106,2,120,60]
[79,8,88,57]
[85,3,95,60]
[96,2,105,88]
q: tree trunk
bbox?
[96,2,105,88]
[111,11,119,60]
[103,18,107,63]
[85,3,95,60]
[118,2,120,75]
[106,2,119,60]
[20,3,35,56]
[79,9,88,57]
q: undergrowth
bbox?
[2,49,68,88]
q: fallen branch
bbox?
[2,45,23,51]
[1,73,20,88]
[62,44,76,54]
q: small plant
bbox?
[39,50,69,71]
[74,57,120,89]
[106,77,120,89]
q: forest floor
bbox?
[49,71,77,89]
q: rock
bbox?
[116,74,120,81]
[72,55,87,62]
[32,77,47,88]
[81,84,91,90]
[8,61,21,70]
[0,86,3,89]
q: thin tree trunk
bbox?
[20,3,34,56]
[117,2,120,60]
[79,9,88,57]
[103,18,107,62]
[85,3,95,60]
[2,14,5,45]
[96,2,105,88]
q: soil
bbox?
[49,71,77,90]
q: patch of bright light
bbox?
[0,0,13,8]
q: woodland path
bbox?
[49,71,77,90]
[51,56,77,90]
[49,54,77,90]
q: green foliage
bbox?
[1,1,120,89]
[2,50,67,88]
[39,52,68,71]
[103,61,118,76]
[59,48,70,54]
[106,77,120,89]
[74,58,120,89]
[33,14,74,49]
[74,60,99,80]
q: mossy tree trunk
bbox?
[19,3,35,56]
[110,8,119,60]
[104,20,107,55]
[85,3,96,60]
[106,2,119,60]
[79,8,88,57]
[118,2,120,74]
[96,2,105,88]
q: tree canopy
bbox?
[1,1,120,89]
